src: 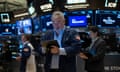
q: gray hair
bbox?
[51,11,65,20]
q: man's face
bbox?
[21,35,26,43]
[52,17,65,30]
[89,31,97,39]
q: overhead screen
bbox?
[16,19,32,35]
[0,24,16,35]
[67,0,87,4]
[65,0,120,10]
[40,14,53,31]
[0,12,13,24]
[65,0,93,10]
[68,16,87,27]
[95,10,120,27]
[67,10,93,27]
[32,17,41,33]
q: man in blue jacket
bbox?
[16,34,36,72]
[40,11,81,72]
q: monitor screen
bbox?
[95,10,120,27]
[16,19,32,35]
[32,17,41,33]
[67,0,87,4]
[0,12,13,24]
[66,10,94,27]
[68,16,87,27]
[0,24,16,35]
[40,14,53,31]
[65,0,93,10]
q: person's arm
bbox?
[50,46,67,55]
[16,47,31,62]
[21,47,31,60]
[50,30,81,56]
[88,40,106,62]
[62,30,81,56]
[79,52,88,60]
[38,31,51,55]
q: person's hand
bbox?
[16,56,21,62]
[79,53,88,59]
[50,45,59,54]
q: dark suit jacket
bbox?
[85,37,106,72]
[40,28,81,72]
[20,42,31,72]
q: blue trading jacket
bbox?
[40,28,81,72]
[20,42,31,72]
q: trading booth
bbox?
[0,0,120,72]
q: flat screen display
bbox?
[68,16,87,27]
[0,24,16,35]
[32,17,41,33]
[95,10,120,27]
[16,19,32,35]
[66,10,94,27]
[67,0,87,4]
[0,12,13,24]
[40,14,53,31]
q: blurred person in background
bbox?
[79,26,106,72]
[16,34,36,72]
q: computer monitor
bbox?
[16,18,32,35]
[40,14,53,31]
[95,10,120,27]
[0,12,13,24]
[0,23,16,35]
[32,17,41,33]
[68,15,87,27]
[66,10,94,27]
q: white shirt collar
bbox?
[92,37,99,42]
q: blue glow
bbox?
[69,16,87,27]
[16,19,32,35]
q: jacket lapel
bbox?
[91,38,100,50]
[61,29,70,46]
